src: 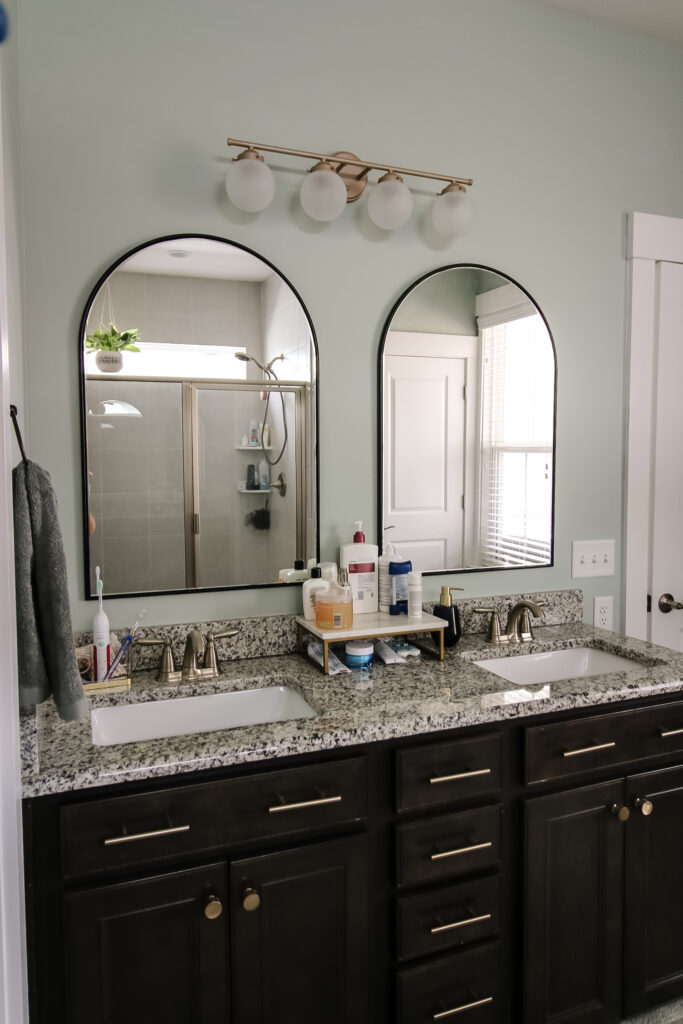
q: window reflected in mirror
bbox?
[379,266,555,575]
[81,236,318,598]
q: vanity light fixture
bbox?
[225,137,474,237]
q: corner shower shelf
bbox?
[236,485,271,494]
[235,445,272,451]
[295,611,446,674]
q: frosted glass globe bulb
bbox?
[225,153,276,213]
[299,165,348,222]
[431,186,474,239]
[367,174,414,231]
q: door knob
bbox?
[204,895,223,920]
[242,887,261,912]
[658,594,683,613]
[610,803,630,822]
[633,796,654,816]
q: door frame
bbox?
[624,213,683,641]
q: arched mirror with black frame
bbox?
[79,234,319,599]
[378,264,556,576]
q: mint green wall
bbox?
[15,0,683,631]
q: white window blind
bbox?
[478,313,554,566]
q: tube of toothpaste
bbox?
[307,642,350,674]
[374,641,408,665]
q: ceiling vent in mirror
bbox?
[224,137,474,239]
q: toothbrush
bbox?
[103,609,146,681]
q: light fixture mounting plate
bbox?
[329,152,367,203]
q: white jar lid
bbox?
[345,641,374,656]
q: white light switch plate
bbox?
[572,539,616,578]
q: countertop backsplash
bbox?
[73,588,584,673]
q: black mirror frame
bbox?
[376,262,557,578]
[79,233,320,600]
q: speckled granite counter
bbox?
[21,621,683,798]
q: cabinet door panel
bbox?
[230,834,368,1024]
[625,765,683,1014]
[64,862,228,1024]
[524,779,624,1024]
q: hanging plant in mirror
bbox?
[85,323,141,373]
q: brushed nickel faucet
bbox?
[475,600,545,645]
[137,628,240,682]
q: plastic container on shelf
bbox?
[389,555,412,615]
[345,641,374,669]
[315,573,353,630]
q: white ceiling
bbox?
[527,0,683,45]
[122,237,272,281]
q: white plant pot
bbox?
[95,350,123,373]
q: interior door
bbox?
[383,332,477,571]
[649,261,683,649]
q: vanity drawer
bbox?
[396,734,502,813]
[525,709,635,784]
[396,805,502,889]
[61,756,367,880]
[624,700,683,760]
[397,875,501,961]
[397,942,501,1024]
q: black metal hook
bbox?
[9,405,28,462]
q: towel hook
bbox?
[9,405,28,463]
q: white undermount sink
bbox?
[475,646,645,686]
[91,685,317,746]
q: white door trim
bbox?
[624,213,683,641]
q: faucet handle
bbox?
[136,636,178,682]
[474,607,503,645]
[203,629,240,677]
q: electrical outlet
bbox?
[594,596,614,630]
[572,539,616,578]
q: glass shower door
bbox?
[192,383,302,588]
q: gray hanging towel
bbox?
[13,460,88,721]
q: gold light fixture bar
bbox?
[227,137,473,190]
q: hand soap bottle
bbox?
[431,586,463,648]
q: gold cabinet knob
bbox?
[610,803,630,822]
[242,887,261,912]
[204,895,223,920]
[634,796,654,816]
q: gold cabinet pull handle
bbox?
[563,741,616,758]
[610,803,630,822]
[660,727,683,738]
[104,824,190,847]
[204,895,223,920]
[430,841,492,861]
[430,912,492,934]
[242,887,261,912]
[429,769,492,785]
[268,795,342,814]
[433,995,493,1019]
[633,796,654,816]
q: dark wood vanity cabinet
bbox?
[24,755,370,1024]
[524,705,683,1024]
[63,862,230,1024]
[25,694,683,1024]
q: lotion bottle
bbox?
[339,521,378,614]
[92,566,111,681]
[302,567,330,621]
[378,540,396,613]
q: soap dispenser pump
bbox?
[431,586,463,648]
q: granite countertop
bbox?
[21,623,683,798]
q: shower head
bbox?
[235,352,284,374]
